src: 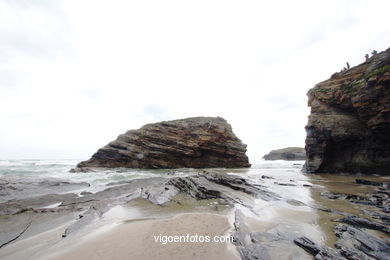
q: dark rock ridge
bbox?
[168,172,279,208]
[305,47,390,174]
[262,147,305,161]
[309,177,390,259]
[294,226,390,260]
[232,210,312,260]
[72,117,250,171]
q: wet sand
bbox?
[1,213,239,260]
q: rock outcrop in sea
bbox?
[262,147,305,161]
[72,117,250,171]
[305,47,390,174]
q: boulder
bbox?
[305,47,390,174]
[72,117,250,171]
[262,147,305,161]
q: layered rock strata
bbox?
[305,47,390,174]
[73,117,250,171]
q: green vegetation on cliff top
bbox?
[312,64,390,98]
[364,64,390,81]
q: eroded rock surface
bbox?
[0,172,270,246]
[305,47,390,174]
[0,177,90,203]
[72,117,250,171]
[168,172,279,208]
[262,147,305,161]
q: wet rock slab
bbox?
[168,172,279,208]
[0,177,90,203]
[334,224,390,260]
[0,171,277,249]
[233,210,312,260]
[0,177,169,246]
[339,215,390,234]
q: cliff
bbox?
[263,147,305,161]
[305,47,390,174]
[72,117,251,171]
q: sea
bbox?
[0,159,306,193]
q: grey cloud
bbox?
[299,30,327,49]
[142,104,172,122]
[6,113,31,120]
[5,0,60,10]
[267,125,290,138]
[275,103,302,112]
[36,118,56,126]
[266,96,290,104]
[0,68,27,88]
[81,88,102,101]
[0,0,71,59]
[266,96,301,110]
[0,30,68,59]
[331,16,359,31]
[297,5,360,50]
[259,54,278,66]
[0,0,72,91]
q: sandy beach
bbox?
[1,213,240,260]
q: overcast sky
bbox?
[0,0,389,163]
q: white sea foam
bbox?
[0,159,306,194]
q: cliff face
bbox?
[73,117,251,170]
[263,147,305,161]
[305,48,390,174]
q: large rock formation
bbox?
[305,47,390,174]
[73,117,251,170]
[262,147,305,161]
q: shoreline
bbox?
[1,161,389,259]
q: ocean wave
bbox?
[0,159,304,190]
